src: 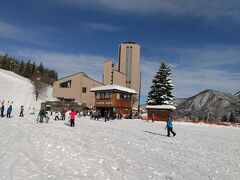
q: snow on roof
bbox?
[146,105,176,110]
[90,84,137,94]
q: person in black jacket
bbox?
[104,110,109,122]
[19,105,24,117]
[0,102,4,117]
[38,108,46,123]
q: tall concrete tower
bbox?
[118,42,140,93]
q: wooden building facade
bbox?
[146,105,176,121]
[90,85,137,117]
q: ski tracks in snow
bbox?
[0,116,239,180]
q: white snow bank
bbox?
[0,68,55,113]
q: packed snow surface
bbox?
[0,115,239,180]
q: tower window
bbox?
[82,87,87,93]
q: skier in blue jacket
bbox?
[165,116,176,137]
[7,105,12,118]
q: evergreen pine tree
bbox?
[23,60,31,78]
[147,61,174,105]
[229,112,236,122]
[31,62,36,75]
[222,115,228,122]
[38,62,44,73]
[18,61,25,75]
[1,54,10,70]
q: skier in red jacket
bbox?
[69,109,77,127]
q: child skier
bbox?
[165,116,176,137]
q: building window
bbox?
[105,92,109,98]
[60,80,71,88]
[100,92,105,99]
[96,93,100,99]
[125,46,132,87]
[119,93,130,100]
[116,93,120,99]
[82,87,87,93]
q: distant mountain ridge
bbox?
[141,89,239,121]
[174,89,239,121]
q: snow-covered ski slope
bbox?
[0,115,239,180]
[0,68,55,111]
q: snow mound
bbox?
[0,68,55,113]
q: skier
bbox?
[19,105,24,117]
[61,107,67,120]
[54,110,60,120]
[38,108,46,123]
[165,116,176,137]
[45,111,50,123]
[7,104,13,118]
[0,101,4,117]
[69,109,77,127]
[104,110,109,122]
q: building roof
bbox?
[113,69,125,75]
[146,105,176,110]
[55,72,103,85]
[122,41,137,44]
[90,84,137,94]
[56,72,87,81]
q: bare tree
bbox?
[31,71,47,101]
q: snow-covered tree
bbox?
[147,61,174,105]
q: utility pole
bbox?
[138,72,141,114]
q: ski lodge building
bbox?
[90,85,137,116]
[52,72,103,108]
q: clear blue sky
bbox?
[0,0,240,103]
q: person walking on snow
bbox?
[165,116,176,137]
[69,109,77,127]
[54,110,61,120]
[0,101,4,117]
[38,108,46,123]
[61,107,67,120]
[19,105,24,117]
[7,105,12,118]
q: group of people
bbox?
[37,107,77,127]
[0,101,13,118]
[0,100,37,118]
[90,110,101,120]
